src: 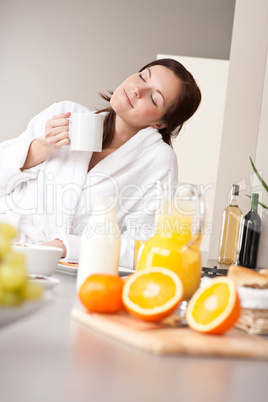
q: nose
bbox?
[133,85,144,98]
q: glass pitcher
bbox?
[137,183,205,301]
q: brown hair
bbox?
[96,58,201,147]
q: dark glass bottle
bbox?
[237,193,262,269]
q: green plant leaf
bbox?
[250,156,268,193]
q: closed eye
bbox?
[139,72,157,106]
[151,95,157,106]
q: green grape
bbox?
[0,289,22,306]
[0,264,27,291]
[0,223,17,240]
[20,282,43,300]
[0,224,31,307]
[0,233,11,258]
[3,251,26,267]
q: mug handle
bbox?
[66,117,72,146]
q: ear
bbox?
[152,121,167,130]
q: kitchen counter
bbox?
[0,271,268,402]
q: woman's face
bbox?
[111,65,181,132]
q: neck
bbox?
[111,115,141,148]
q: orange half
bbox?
[122,267,184,322]
[186,277,240,334]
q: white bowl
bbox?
[11,244,63,276]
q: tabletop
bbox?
[0,271,268,402]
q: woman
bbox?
[0,58,201,267]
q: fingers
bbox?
[53,137,70,149]
[44,112,71,150]
[45,126,69,137]
[45,130,70,144]
[51,112,71,119]
[46,112,71,129]
[46,117,70,129]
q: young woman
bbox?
[0,58,201,267]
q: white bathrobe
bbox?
[0,101,178,267]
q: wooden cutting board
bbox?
[71,308,268,359]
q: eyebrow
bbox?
[147,68,165,105]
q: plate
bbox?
[57,262,78,275]
[27,275,60,289]
[0,291,52,328]
[56,262,135,277]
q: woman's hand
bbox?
[21,112,71,170]
[42,238,67,258]
[43,112,71,151]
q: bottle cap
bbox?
[232,184,239,196]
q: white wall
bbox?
[209,0,268,260]
[0,0,235,142]
[254,50,268,210]
[253,49,268,268]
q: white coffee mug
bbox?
[68,113,104,152]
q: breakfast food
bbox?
[186,277,240,334]
[12,243,28,247]
[227,265,268,335]
[79,274,124,313]
[235,308,268,335]
[227,265,268,289]
[58,261,78,268]
[259,268,268,276]
[122,267,184,322]
[0,224,42,306]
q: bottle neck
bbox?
[250,194,259,211]
[230,195,239,206]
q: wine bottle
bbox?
[237,193,262,269]
[218,184,243,265]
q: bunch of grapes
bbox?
[0,224,42,306]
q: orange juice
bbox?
[138,213,202,301]
[134,240,146,270]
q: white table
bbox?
[0,271,268,402]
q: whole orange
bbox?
[78,274,124,314]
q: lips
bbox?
[124,90,134,108]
